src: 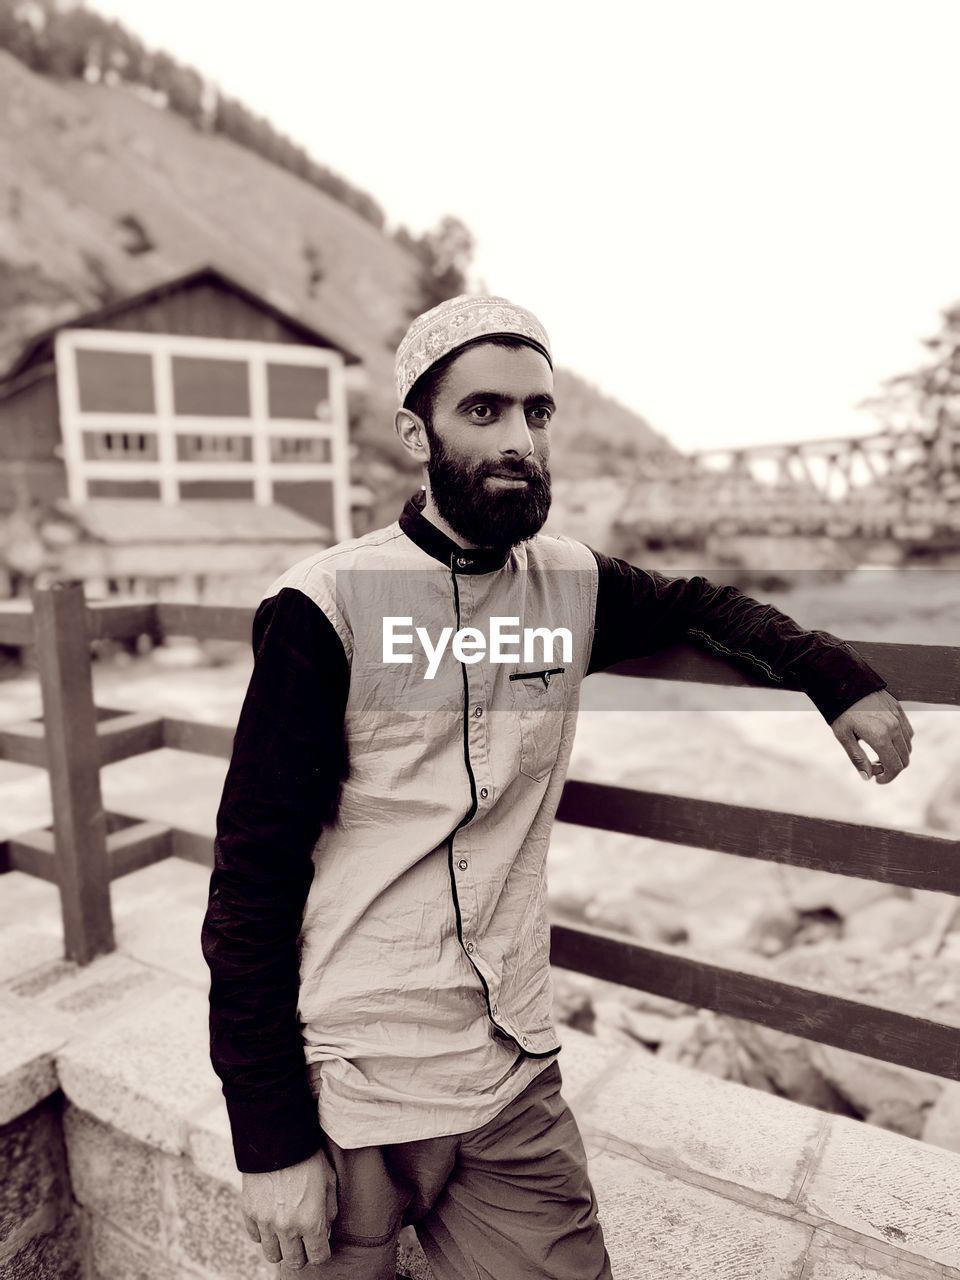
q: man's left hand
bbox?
[830,689,914,785]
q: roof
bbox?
[2,264,362,383]
[66,499,331,545]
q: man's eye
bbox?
[469,404,496,421]
[529,406,553,424]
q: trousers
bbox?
[281,1059,613,1279]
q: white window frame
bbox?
[55,329,353,542]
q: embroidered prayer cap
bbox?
[395,294,552,406]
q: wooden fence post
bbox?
[32,581,115,963]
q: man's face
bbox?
[421,342,554,547]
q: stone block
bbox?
[0,1097,68,1252]
[802,1228,944,1279]
[801,1112,960,1269]
[0,1210,84,1280]
[3,952,164,1040]
[110,859,213,987]
[169,1158,276,1279]
[0,1004,59,1126]
[0,924,63,990]
[187,1094,240,1191]
[580,1047,824,1200]
[587,1150,811,1279]
[554,1024,634,1107]
[922,1079,960,1155]
[64,1105,168,1247]
[56,982,221,1154]
[88,1216,183,1280]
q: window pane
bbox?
[76,349,155,414]
[82,430,159,460]
[269,436,332,463]
[175,434,253,461]
[178,480,255,500]
[267,363,331,419]
[87,479,162,498]
[172,356,250,417]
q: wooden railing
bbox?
[1,582,958,1081]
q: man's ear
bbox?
[395,407,429,463]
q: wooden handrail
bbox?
[4,585,960,1083]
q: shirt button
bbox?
[479,787,489,800]
[521,1036,529,1046]
[492,1003,499,1015]
[458,858,468,871]
[465,941,475,953]
[456,556,469,568]
[474,706,483,718]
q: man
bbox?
[201,295,913,1280]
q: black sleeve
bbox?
[587,549,887,725]
[201,585,350,1174]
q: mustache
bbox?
[483,461,546,481]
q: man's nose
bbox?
[499,407,535,459]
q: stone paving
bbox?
[2,860,960,1279]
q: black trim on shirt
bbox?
[203,509,889,1174]
[201,586,349,1174]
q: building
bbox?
[0,265,366,601]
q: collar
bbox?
[399,490,513,574]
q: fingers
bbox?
[303,1229,332,1266]
[260,1230,283,1266]
[875,728,911,784]
[278,1233,308,1271]
[897,705,915,743]
[839,733,873,780]
[242,1212,261,1244]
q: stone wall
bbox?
[5,863,960,1279]
[0,1095,83,1280]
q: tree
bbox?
[864,301,960,439]
[392,215,475,342]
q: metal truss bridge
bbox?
[615,421,960,546]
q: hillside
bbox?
[0,50,675,502]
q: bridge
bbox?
[614,419,960,554]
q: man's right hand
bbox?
[241,1148,339,1271]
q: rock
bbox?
[592,1001,695,1049]
[808,1042,944,1129]
[776,866,902,920]
[867,1096,930,1140]
[727,1020,854,1113]
[922,1080,960,1152]
[741,905,801,957]
[583,894,688,944]
[844,894,948,950]
[551,971,595,1033]
[926,771,960,835]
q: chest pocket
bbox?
[509,667,567,782]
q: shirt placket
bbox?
[449,562,521,1045]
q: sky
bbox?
[84,0,960,454]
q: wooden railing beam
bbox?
[550,922,960,1080]
[31,582,115,963]
[0,720,48,768]
[557,781,960,895]
[162,717,234,759]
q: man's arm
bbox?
[201,585,349,1175]
[587,550,912,780]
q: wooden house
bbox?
[0,265,366,601]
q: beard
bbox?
[424,427,552,548]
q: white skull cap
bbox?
[395,294,552,406]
